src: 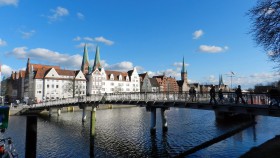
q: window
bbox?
[52,85,54,88]
[111,83,114,86]
[56,85,59,88]
[47,84,49,88]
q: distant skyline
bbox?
[0,0,279,89]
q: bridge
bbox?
[19,92,280,132]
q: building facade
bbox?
[8,58,87,103]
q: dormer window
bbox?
[110,74,114,80]
[119,75,122,81]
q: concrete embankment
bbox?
[174,121,256,158]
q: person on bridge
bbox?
[209,85,217,105]
[218,88,224,104]
[235,85,246,104]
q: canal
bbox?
[3,106,280,157]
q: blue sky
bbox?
[0,0,279,89]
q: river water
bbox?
[2,106,280,158]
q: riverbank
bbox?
[240,135,280,158]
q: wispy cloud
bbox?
[84,37,94,41]
[73,36,114,46]
[20,30,35,39]
[193,29,204,39]
[198,45,228,53]
[73,36,81,41]
[0,0,18,6]
[0,38,7,46]
[95,36,114,45]
[47,6,69,22]
[77,12,84,20]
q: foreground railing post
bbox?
[90,105,97,157]
[25,115,37,158]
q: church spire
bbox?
[219,74,224,87]
[81,44,90,74]
[93,46,102,71]
[181,57,187,81]
[181,57,185,73]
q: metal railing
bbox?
[28,92,271,109]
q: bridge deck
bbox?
[20,92,280,117]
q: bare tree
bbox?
[248,0,280,67]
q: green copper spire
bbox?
[93,45,102,71]
[81,44,90,74]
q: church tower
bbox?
[181,57,187,81]
[219,74,224,87]
[93,46,102,71]
[81,44,90,74]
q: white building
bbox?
[20,58,87,103]
[84,46,140,95]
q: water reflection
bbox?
[3,107,280,157]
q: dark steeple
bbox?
[81,44,90,74]
[219,74,224,87]
[93,46,102,71]
[181,57,187,81]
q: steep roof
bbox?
[105,70,129,81]
[149,78,159,87]
[81,44,90,73]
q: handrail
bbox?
[28,92,272,109]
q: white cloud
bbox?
[193,29,204,39]
[106,61,134,71]
[0,38,7,46]
[7,47,82,69]
[48,6,69,22]
[8,47,27,59]
[20,30,35,39]
[198,45,228,53]
[0,64,13,77]
[0,0,18,6]
[95,36,114,45]
[77,12,84,20]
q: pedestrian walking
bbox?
[235,85,246,104]
[209,85,217,104]
[188,87,194,102]
[193,88,197,102]
[218,88,224,104]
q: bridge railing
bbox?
[30,91,271,109]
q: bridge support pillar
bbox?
[161,108,168,131]
[48,108,52,117]
[150,108,156,134]
[82,107,87,122]
[57,108,61,116]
